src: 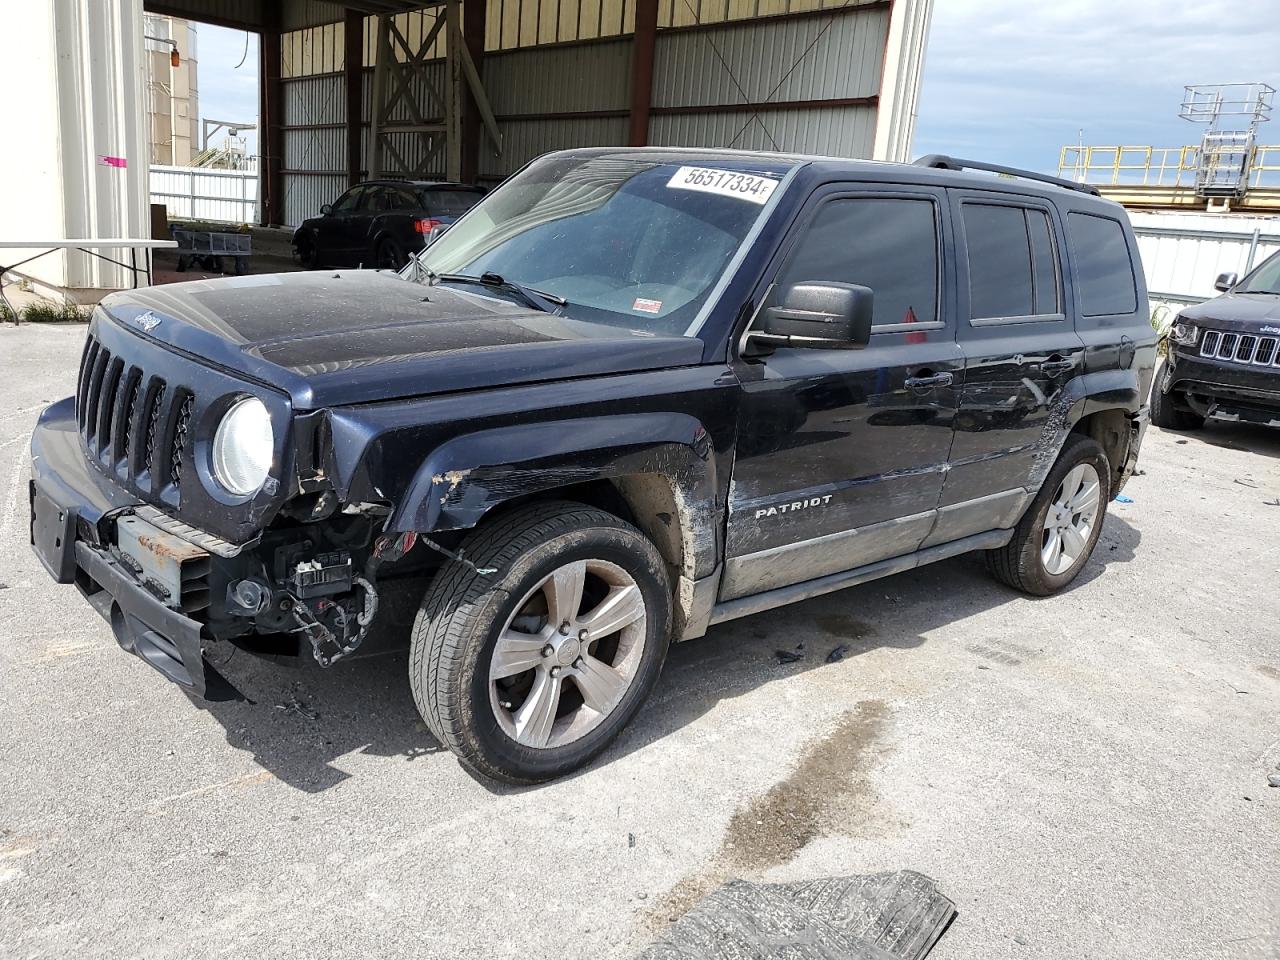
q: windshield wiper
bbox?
[431,272,566,314]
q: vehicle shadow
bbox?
[195,515,1140,793]
[1170,419,1280,461]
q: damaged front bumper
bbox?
[1164,350,1280,423]
[29,397,235,700]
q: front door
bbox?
[934,191,1086,541]
[316,185,370,266]
[723,186,961,601]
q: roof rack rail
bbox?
[913,154,1101,197]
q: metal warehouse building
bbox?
[2,0,932,296]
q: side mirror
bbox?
[1214,271,1238,293]
[752,282,874,351]
[424,223,450,246]
[320,204,334,216]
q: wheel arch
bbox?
[1070,407,1131,489]
[386,413,723,639]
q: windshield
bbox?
[1237,250,1280,294]
[411,154,789,334]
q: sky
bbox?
[192,1,1280,173]
[194,23,258,155]
[913,0,1280,173]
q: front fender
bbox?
[390,411,718,536]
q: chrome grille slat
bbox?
[1217,332,1238,361]
[1255,337,1278,366]
[1196,328,1280,369]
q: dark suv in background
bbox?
[1154,249,1280,429]
[30,148,1154,784]
[292,179,484,270]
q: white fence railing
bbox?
[1131,211,1280,312]
[149,164,259,225]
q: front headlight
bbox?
[1170,320,1199,346]
[211,396,274,497]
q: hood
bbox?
[100,271,704,409]
[1180,291,1280,335]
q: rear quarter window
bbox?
[1067,212,1138,316]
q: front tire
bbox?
[986,434,1111,596]
[294,235,318,269]
[410,501,672,784]
[1151,377,1204,430]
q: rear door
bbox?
[933,191,1085,542]
[723,184,962,600]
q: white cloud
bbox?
[915,0,1280,172]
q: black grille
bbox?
[171,393,194,487]
[144,383,167,475]
[76,330,191,494]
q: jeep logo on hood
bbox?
[1261,324,1280,335]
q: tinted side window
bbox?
[779,198,939,328]
[1027,210,1061,313]
[964,203,1033,318]
[962,203,1061,320]
[330,187,364,213]
[388,187,420,210]
[1067,213,1137,316]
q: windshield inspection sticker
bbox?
[667,166,779,205]
[632,297,663,314]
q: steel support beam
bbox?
[444,0,463,181]
[629,0,659,146]
[259,8,284,225]
[369,10,449,179]
[460,0,486,182]
[345,8,365,187]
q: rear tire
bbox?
[986,434,1111,596]
[375,237,406,270]
[1151,377,1204,430]
[409,501,672,784]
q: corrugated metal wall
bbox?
[1130,211,1280,310]
[276,0,897,225]
[281,74,348,226]
[649,6,885,156]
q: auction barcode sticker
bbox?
[667,166,779,205]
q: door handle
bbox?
[904,371,954,390]
[1041,356,1075,376]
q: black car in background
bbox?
[1154,249,1280,429]
[292,179,484,270]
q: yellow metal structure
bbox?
[1059,144,1280,212]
